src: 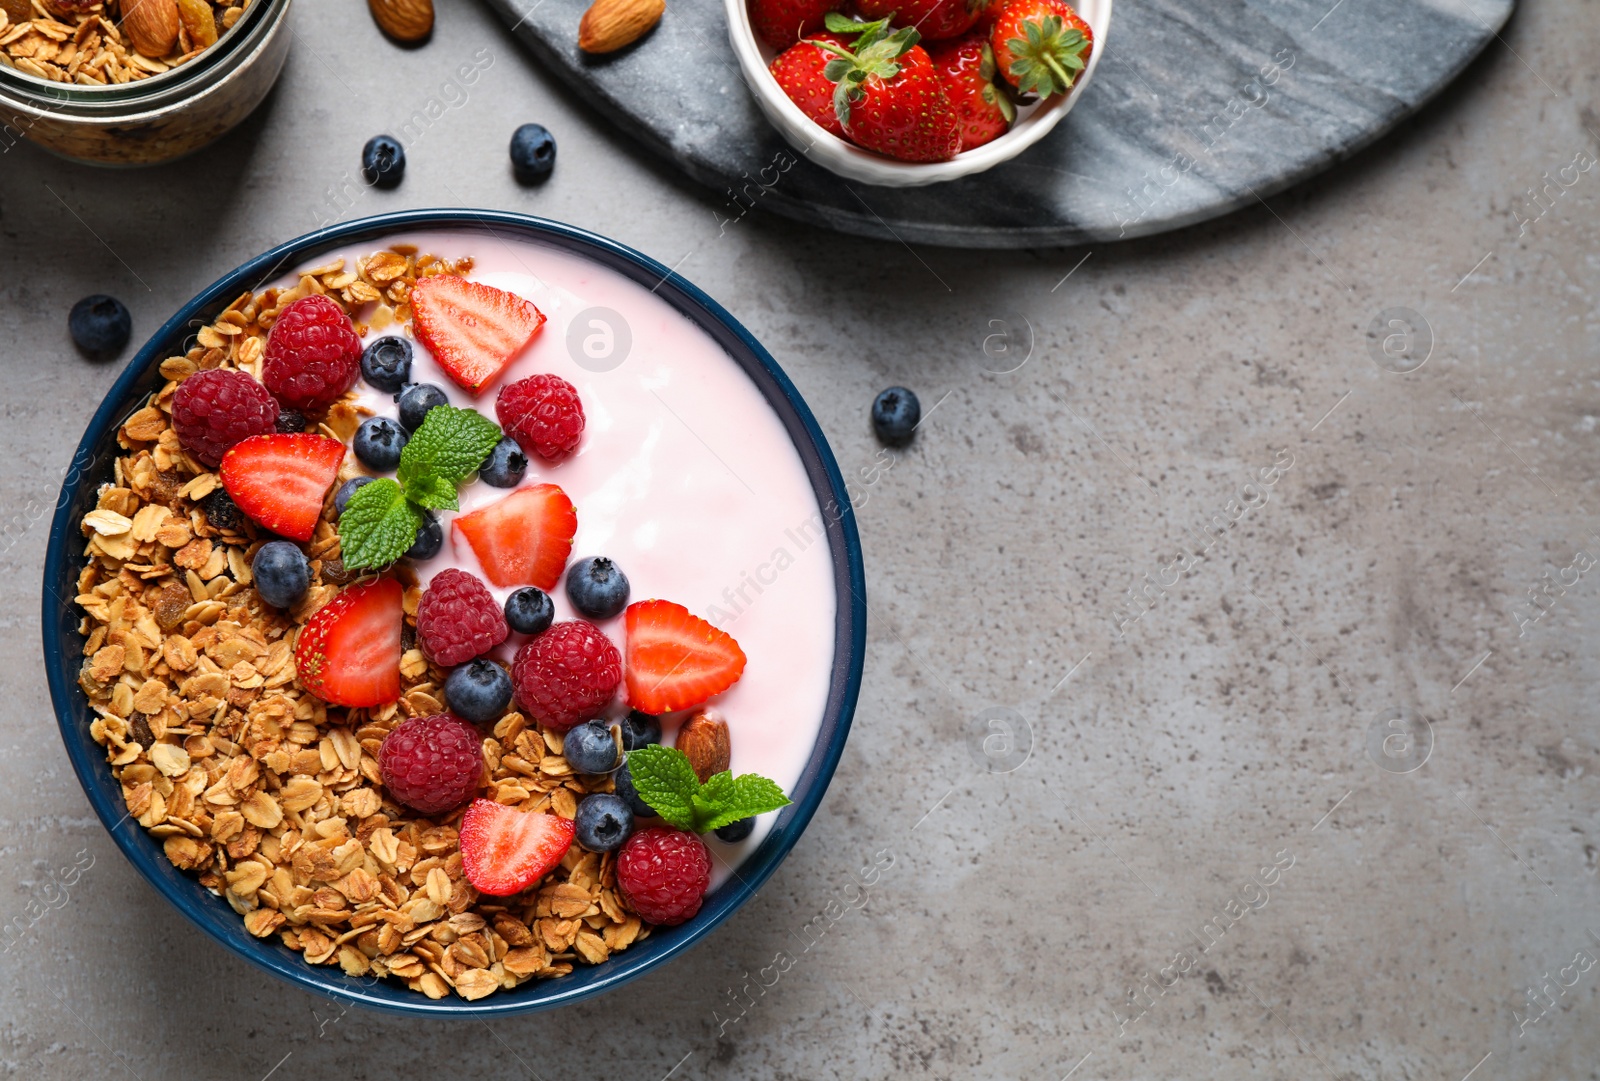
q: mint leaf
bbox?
[696,772,791,833]
[625,746,792,833]
[404,470,459,512]
[337,478,423,570]
[624,746,699,830]
[399,406,503,492]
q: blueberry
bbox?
[564,720,619,774]
[478,436,527,489]
[353,416,407,471]
[565,556,630,620]
[200,489,245,533]
[714,817,755,843]
[396,383,449,433]
[252,541,310,608]
[360,336,413,392]
[444,659,513,723]
[504,587,554,635]
[68,294,131,360]
[613,761,656,819]
[406,511,442,560]
[617,710,660,751]
[361,134,406,189]
[275,409,307,433]
[509,123,557,185]
[574,793,634,853]
[334,476,374,515]
[871,386,921,446]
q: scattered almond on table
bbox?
[577,0,663,54]
[368,0,432,44]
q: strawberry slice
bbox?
[459,798,576,896]
[294,577,404,707]
[624,600,747,714]
[452,484,576,590]
[410,275,546,395]
[220,433,344,542]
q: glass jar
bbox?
[0,0,291,166]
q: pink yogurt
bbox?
[269,231,837,881]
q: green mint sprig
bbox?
[337,404,503,570]
[624,745,791,834]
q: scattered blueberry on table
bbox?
[252,541,310,609]
[871,385,921,446]
[444,658,514,723]
[503,586,554,635]
[510,123,557,184]
[360,336,413,392]
[68,294,131,360]
[566,555,630,619]
[361,134,406,188]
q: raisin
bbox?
[145,470,187,506]
[129,712,155,749]
[401,622,416,653]
[320,557,356,585]
[275,409,308,433]
[201,488,245,532]
[152,581,192,630]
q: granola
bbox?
[0,0,246,86]
[73,248,647,1002]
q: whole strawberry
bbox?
[854,0,991,40]
[263,294,363,413]
[989,0,1092,98]
[817,17,960,163]
[748,0,841,51]
[929,32,1014,150]
[770,32,852,139]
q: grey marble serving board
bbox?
[484,0,1514,247]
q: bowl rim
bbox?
[41,208,867,1017]
[723,0,1112,186]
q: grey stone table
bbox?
[2,0,1598,1078]
[486,0,1514,247]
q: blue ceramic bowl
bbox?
[41,210,865,1017]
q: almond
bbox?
[577,0,664,54]
[369,0,434,44]
[121,0,179,58]
[675,709,730,783]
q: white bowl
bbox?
[725,0,1111,187]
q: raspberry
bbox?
[378,713,484,815]
[617,827,711,926]
[511,621,621,731]
[170,369,280,467]
[497,374,585,461]
[415,568,509,667]
[263,294,363,412]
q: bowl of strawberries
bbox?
[729,0,1110,184]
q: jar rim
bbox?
[0,0,285,103]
